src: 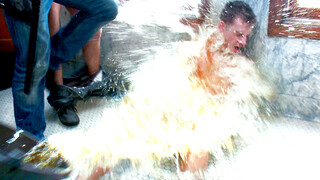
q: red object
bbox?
[0,9,14,52]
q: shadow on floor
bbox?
[0,52,15,90]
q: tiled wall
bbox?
[241,0,320,122]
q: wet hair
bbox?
[220,1,256,25]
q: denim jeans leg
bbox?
[4,0,53,139]
[50,0,118,70]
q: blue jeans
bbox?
[4,0,118,139]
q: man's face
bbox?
[219,16,254,53]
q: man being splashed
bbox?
[178,0,258,172]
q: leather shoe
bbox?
[57,105,80,126]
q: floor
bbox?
[0,87,320,180]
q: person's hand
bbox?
[179,151,209,172]
[76,166,110,180]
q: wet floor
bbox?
[0,87,320,180]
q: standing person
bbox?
[47,2,104,126]
[3,0,118,139]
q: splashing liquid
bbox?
[25,0,276,179]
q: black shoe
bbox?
[57,105,80,126]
